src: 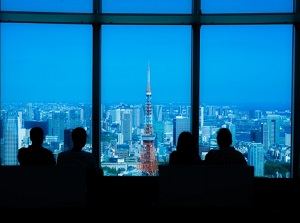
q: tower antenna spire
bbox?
[147,60,151,93]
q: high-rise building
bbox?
[67,109,81,129]
[83,104,92,129]
[24,121,48,138]
[131,105,143,128]
[250,129,262,143]
[248,142,264,177]
[121,110,132,144]
[228,123,236,146]
[63,129,73,152]
[267,114,281,145]
[262,115,281,151]
[110,108,121,124]
[153,105,163,122]
[173,116,190,146]
[153,120,164,146]
[48,110,66,142]
[26,103,34,121]
[2,115,19,165]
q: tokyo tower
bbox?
[136,62,158,176]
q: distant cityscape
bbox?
[0,101,291,178]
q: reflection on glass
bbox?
[1,23,92,165]
[101,25,191,176]
[200,25,292,178]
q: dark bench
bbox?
[0,166,87,208]
[158,165,255,208]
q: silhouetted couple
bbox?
[18,126,104,173]
[169,128,247,166]
[18,126,103,207]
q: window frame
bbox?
[0,0,299,177]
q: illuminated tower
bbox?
[137,63,158,176]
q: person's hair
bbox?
[72,127,87,148]
[217,128,232,147]
[30,127,44,144]
[176,131,196,153]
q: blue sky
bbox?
[0,0,294,110]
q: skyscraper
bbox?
[173,116,190,146]
[262,114,281,151]
[267,114,281,145]
[121,110,132,144]
[228,123,236,146]
[131,105,143,128]
[248,142,264,177]
[2,115,19,165]
[48,110,66,142]
[63,129,73,152]
[153,105,163,122]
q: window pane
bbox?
[201,0,293,13]
[200,25,292,178]
[1,23,92,165]
[101,25,191,176]
[1,0,92,13]
[102,0,191,13]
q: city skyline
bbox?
[0,100,291,177]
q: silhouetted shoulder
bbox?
[169,150,202,165]
[204,147,247,166]
[169,151,178,165]
[17,146,56,166]
[57,150,97,170]
[204,149,219,163]
[17,147,28,164]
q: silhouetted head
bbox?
[72,127,87,150]
[217,128,232,148]
[176,131,195,152]
[30,127,44,145]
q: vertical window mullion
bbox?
[291,0,300,178]
[92,0,101,168]
[192,0,200,150]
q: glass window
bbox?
[1,0,92,13]
[201,0,293,13]
[102,0,191,14]
[200,25,292,178]
[1,23,92,165]
[101,25,191,176]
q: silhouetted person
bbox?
[17,127,56,166]
[57,127,103,206]
[169,131,203,165]
[204,127,247,166]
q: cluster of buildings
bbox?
[0,101,291,177]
